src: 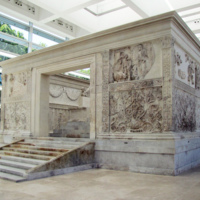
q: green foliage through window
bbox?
[0,22,28,61]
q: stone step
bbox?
[24,139,84,146]
[11,144,69,152]
[0,165,27,177]
[19,141,79,149]
[0,151,54,161]
[0,155,46,165]
[3,147,61,157]
[30,137,90,143]
[0,172,25,182]
[0,159,37,170]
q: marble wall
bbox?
[1,71,32,136]
[99,37,200,136]
[101,38,172,136]
[173,43,200,132]
[48,75,90,135]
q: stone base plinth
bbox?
[95,132,200,175]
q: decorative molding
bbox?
[161,36,176,49]
[174,79,196,96]
[102,50,110,133]
[162,47,173,131]
[109,78,162,92]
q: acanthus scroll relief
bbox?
[110,87,162,133]
[173,88,196,132]
[4,102,30,131]
[112,42,155,82]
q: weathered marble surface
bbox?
[1,12,200,175]
[48,75,90,135]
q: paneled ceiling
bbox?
[0,0,200,40]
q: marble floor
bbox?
[1,168,200,200]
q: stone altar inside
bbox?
[1,11,200,175]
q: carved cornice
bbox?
[2,12,199,72]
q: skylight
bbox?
[85,0,127,16]
[178,7,200,17]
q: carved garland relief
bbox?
[49,84,84,101]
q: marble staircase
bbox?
[0,137,95,182]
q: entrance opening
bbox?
[48,69,90,138]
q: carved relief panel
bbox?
[110,41,162,83]
[173,88,196,132]
[4,102,31,131]
[49,84,82,105]
[109,85,162,133]
[3,71,31,100]
[195,64,200,90]
[174,44,197,88]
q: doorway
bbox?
[31,55,96,139]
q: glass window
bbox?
[0,22,29,40]
[0,54,10,62]
[0,39,28,55]
[33,34,58,48]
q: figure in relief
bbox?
[113,51,131,82]
[178,69,186,80]
[175,52,182,66]
[185,53,195,85]
[113,42,155,82]
[187,61,195,85]
[195,64,200,89]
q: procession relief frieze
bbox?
[4,101,31,131]
[109,86,163,133]
[110,42,161,83]
[174,44,196,88]
[173,88,196,132]
[195,64,200,90]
